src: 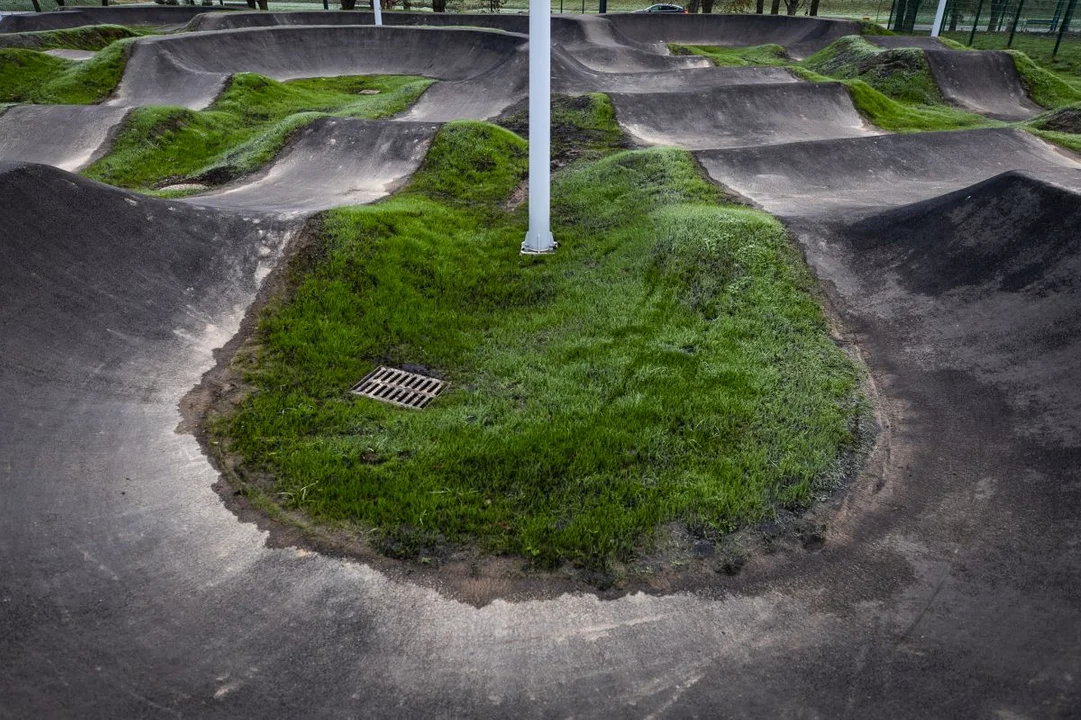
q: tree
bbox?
[702,0,716,12]
[756,0,764,11]
[892,0,923,32]
[432,0,447,10]
[783,0,801,13]
[808,0,820,14]
[770,0,781,13]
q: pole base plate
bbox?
[521,232,557,255]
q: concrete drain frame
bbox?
[350,366,447,410]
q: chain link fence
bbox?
[1,0,1076,71]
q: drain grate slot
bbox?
[350,366,446,410]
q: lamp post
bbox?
[930,0,948,36]
[522,0,555,254]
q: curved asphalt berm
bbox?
[109,25,531,112]
[0,5,234,34]
[185,117,440,214]
[865,36,1041,121]
[611,81,881,149]
[0,104,128,172]
[3,12,1081,718]
[696,127,1081,214]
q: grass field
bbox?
[210,105,866,575]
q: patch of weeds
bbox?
[210,121,866,576]
[84,73,432,190]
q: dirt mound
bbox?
[846,171,1081,294]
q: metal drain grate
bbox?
[350,366,446,410]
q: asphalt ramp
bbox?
[110,25,529,110]
[184,117,439,214]
[612,81,881,149]
[698,127,1081,216]
[603,14,860,59]
[0,160,291,395]
[0,104,129,172]
[924,49,1042,121]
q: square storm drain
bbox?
[350,366,446,410]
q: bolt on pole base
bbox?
[521,234,557,255]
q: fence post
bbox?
[1007,0,1024,46]
[1054,0,1077,57]
[931,0,949,36]
[968,0,986,45]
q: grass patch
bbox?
[0,24,152,51]
[0,39,132,104]
[1031,128,1081,152]
[803,35,944,105]
[495,92,629,167]
[1006,50,1081,109]
[210,118,865,574]
[668,42,790,67]
[84,73,432,190]
[1027,102,1081,152]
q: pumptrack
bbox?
[1,9,1080,717]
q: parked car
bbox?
[635,3,688,12]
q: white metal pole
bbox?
[930,0,948,36]
[522,0,555,254]
[373,0,383,25]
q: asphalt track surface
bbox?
[865,36,1041,121]
[2,10,1081,718]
